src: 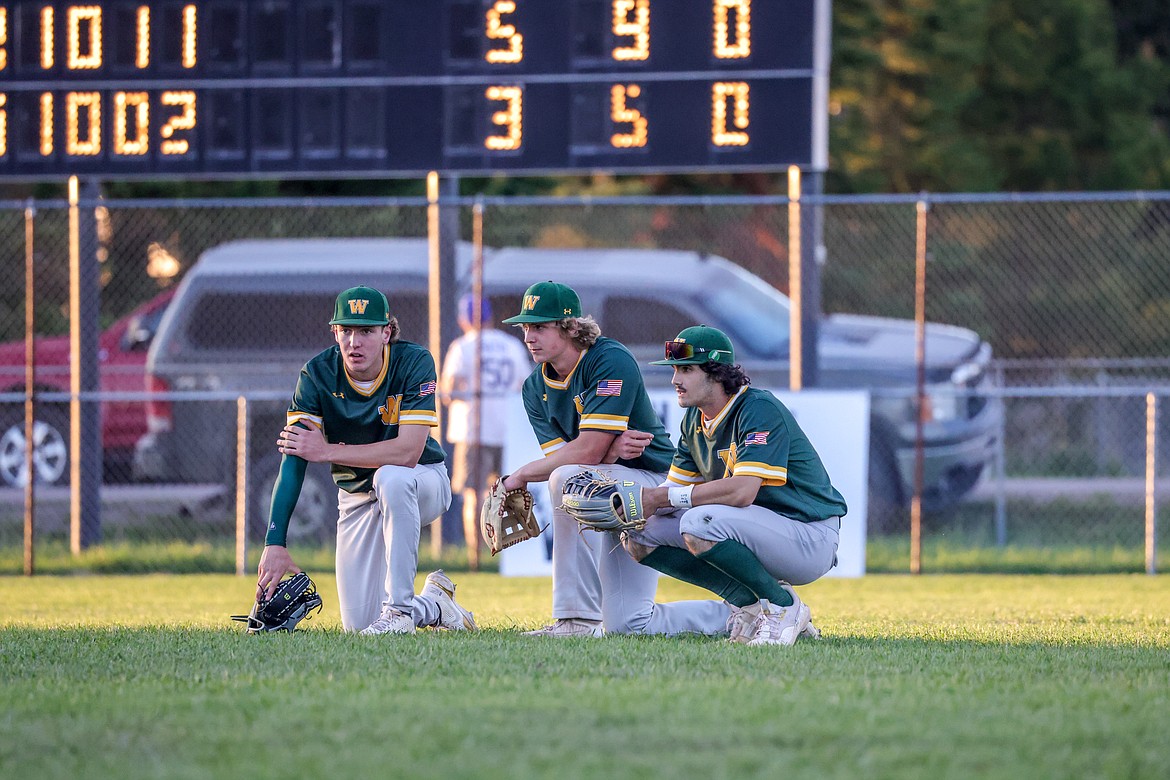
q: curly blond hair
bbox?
[559,315,601,350]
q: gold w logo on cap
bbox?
[348,299,369,314]
[523,294,541,310]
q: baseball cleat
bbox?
[726,602,764,644]
[801,617,822,640]
[523,618,604,638]
[779,583,822,641]
[360,606,415,635]
[421,569,478,631]
[747,594,811,647]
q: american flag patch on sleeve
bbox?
[596,379,623,396]
[419,381,437,396]
[744,431,769,446]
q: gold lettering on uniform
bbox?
[573,394,584,414]
[523,294,541,310]
[379,394,402,425]
[348,299,369,315]
[716,443,738,477]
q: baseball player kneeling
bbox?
[620,326,847,646]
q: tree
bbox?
[829,0,1170,193]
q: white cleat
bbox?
[421,569,477,631]
[360,607,415,635]
[726,602,764,644]
[779,583,822,641]
[747,594,811,647]
[523,618,604,638]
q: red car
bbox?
[0,288,174,486]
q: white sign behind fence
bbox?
[499,389,869,578]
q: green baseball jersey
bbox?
[666,387,847,522]
[521,336,674,473]
[288,340,445,493]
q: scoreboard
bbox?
[0,0,829,179]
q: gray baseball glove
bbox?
[560,469,647,533]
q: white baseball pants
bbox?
[335,461,452,632]
[547,463,731,635]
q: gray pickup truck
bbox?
[134,238,999,540]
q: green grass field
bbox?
[2,573,1168,780]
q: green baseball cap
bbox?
[501,281,582,324]
[651,325,736,366]
[329,286,390,326]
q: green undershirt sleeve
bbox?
[264,453,308,547]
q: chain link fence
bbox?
[1,191,1167,574]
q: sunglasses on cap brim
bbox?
[663,341,730,362]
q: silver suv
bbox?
[135,238,1000,538]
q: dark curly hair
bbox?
[700,362,750,395]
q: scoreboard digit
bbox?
[0,0,828,179]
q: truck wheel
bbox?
[0,406,69,487]
[867,436,905,535]
[250,456,337,546]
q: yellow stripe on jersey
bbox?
[399,410,438,426]
[580,413,629,431]
[540,438,566,455]
[667,465,704,485]
[541,349,587,390]
[287,412,323,429]
[733,461,788,485]
[344,345,391,396]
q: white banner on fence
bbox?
[499,389,869,578]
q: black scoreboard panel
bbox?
[0,0,826,179]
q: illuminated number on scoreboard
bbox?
[610,84,646,148]
[612,0,649,61]
[713,0,751,59]
[181,5,197,68]
[67,6,102,70]
[485,0,523,64]
[114,92,149,155]
[0,95,6,156]
[0,8,8,71]
[136,7,150,69]
[160,91,196,154]
[712,81,749,146]
[484,86,522,150]
[39,93,53,154]
[41,7,54,68]
[66,91,100,155]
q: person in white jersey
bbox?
[440,294,533,568]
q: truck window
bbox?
[601,296,695,348]
[187,292,338,351]
[700,284,791,359]
[184,291,429,352]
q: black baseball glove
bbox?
[232,572,323,634]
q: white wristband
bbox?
[668,485,694,509]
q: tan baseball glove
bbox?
[480,476,540,555]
